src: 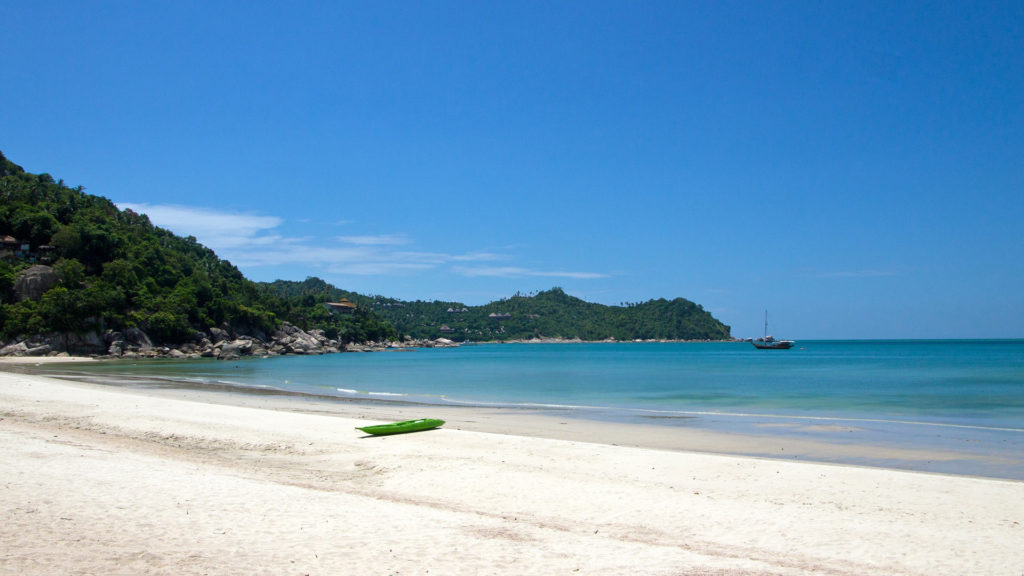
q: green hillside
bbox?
[1,150,731,350]
[253,282,732,342]
[363,288,731,342]
[0,151,395,346]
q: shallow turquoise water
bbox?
[68,340,1024,425]
[51,340,1024,478]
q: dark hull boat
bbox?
[751,311,794,350]
[752,337,794,350]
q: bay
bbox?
[43,339,1024,479]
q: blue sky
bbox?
[3,1,1022,339]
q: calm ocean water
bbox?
[46,340,1024,478]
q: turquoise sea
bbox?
[44,340,1024,479]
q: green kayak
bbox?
[356,418,445,436]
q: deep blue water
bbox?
[48,340,1024,478]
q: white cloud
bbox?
[454,266,527,278]
[538,270,611,279]
[338,234,410,246]
[118,203,282,249]
[328,260,438,276]
[118,202,609,280]
[454,265,610,279]
[450,251,505,262]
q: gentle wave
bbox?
[628,407,1024,433]
[440,396,592,410]
[62,368,1024,437]
[335,388,411,398]
[211,379,279,390]
[40,341,1024,480]
[337,384,1024,434]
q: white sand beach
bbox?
[1,367,1022,576]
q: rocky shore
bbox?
[0,323,459,360]
[0,327,738,361]
[1,264,460,360]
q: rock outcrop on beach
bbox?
[0,322,460,360]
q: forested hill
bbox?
[0,151,395,347]
[256,282,730,342]
[363,288,732,341]
[261,279,733,341]
[1,151,731,351]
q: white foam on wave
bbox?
[440,396,593,410]
[336,388,427,400]
[335,388,407,397]
[204,378,279,391]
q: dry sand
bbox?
[1,367,1022,575]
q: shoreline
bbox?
[0,355,96,364]
[2,369,1022,575]
[63,373,1024,481]
[3,369,1023,575]
[7,355,1022,481]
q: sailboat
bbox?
[751,311,794,350]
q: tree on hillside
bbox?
[0,151,396,346]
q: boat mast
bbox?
[764,310,768,340]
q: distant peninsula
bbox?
[0,151,731,358]
[276,282,732,343]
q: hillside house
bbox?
[0,236,50,263]
[324,298,357,315]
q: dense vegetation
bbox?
[364,288,731,341]
[0,151,395,345]
[253,278,395,343]
[1,150,731,348]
